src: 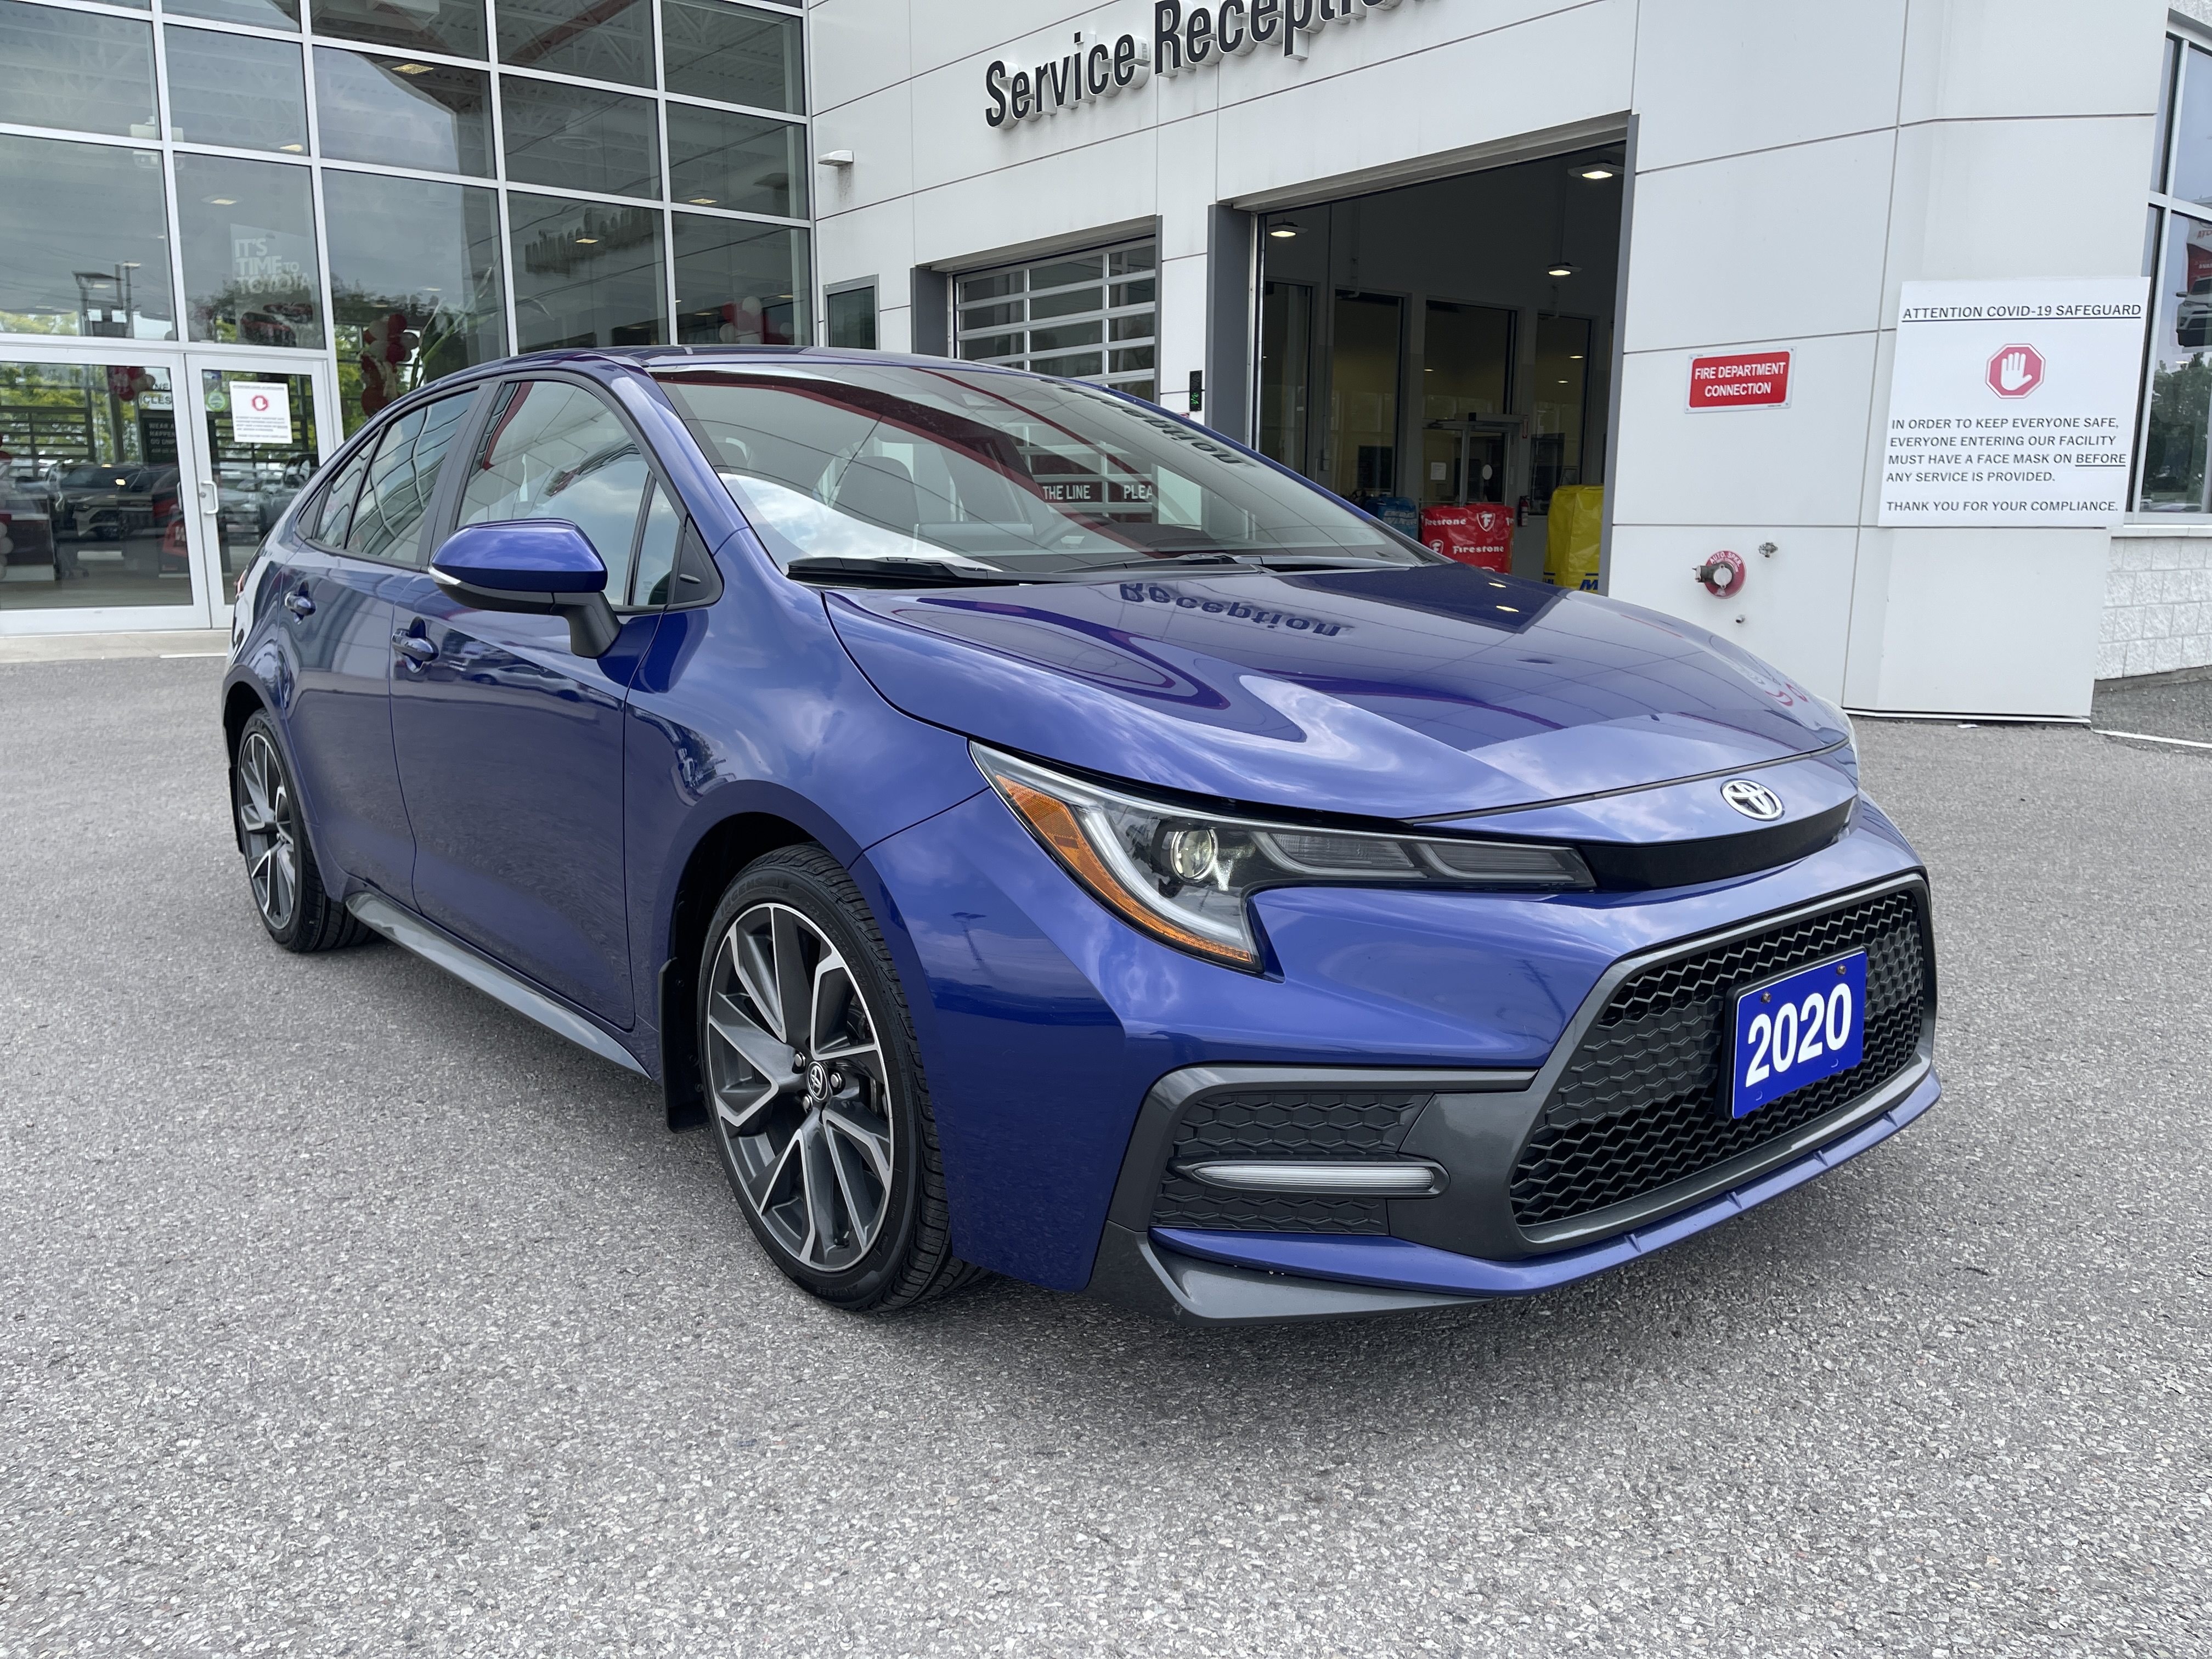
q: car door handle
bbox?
[284,589,314,619]
[393,631,437,665]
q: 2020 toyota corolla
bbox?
[220,348,1939,1323]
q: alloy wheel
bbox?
[704,902,895,1273]
[235,731,298,931]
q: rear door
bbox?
[388,375,670,1025]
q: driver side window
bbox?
[458,380,653,597]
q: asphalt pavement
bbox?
[2,658,2207,1659]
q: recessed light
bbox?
[1568,353,1583,359]
[205,196,237,205]
[280,144,304,153]
[1578,166,1616,180]
[1545,262,1576,278]
[689,196,718,204]
[1558,378,1570,384]
[574,236,599,244]
[1268,223,1300,239]
[392,61,435,74]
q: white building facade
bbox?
[805,0,2210,718]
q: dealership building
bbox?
[4,0,2209,719]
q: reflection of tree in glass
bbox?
[2141,353,2212,507]
[332,270,501,434]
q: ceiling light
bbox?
[1268,223,1300,239]
[1568,353,1583,359]
[392,61,435,74]
[205,196,237,205]
[574,236,599,245]
[689,196,718,204]
[1546,261,1576,278]
[279,144,303,153]
[1578,166,1616,180]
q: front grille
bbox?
[1150,1090,1431,1233]
[1509,888,1929,1230]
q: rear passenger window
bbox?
[458,380,652,580]
[347,393,476,565]
[309,449,371,549]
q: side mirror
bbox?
[431,520,622,658]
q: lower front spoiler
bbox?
[1086,1068,1942,1325]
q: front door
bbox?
[183,352,340,625]
[388,375,668,1026]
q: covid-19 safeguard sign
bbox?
[986,0,1413,128]
[1877,278,2149,528]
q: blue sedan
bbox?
[221,348,1939,1323]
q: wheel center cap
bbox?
[805,1060,829,1098]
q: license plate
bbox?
[1729,951,1867,1119]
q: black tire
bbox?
[698,844,981,1313]
[232,710,371,953]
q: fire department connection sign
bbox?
[1878,278,2148,527]
[229,381,292,445]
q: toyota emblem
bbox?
[1720,779,1785,821]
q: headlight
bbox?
[972,744,1594,970]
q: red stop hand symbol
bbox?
[1987,343,2044,399]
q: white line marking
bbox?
[2092,727,2212,751]
[159,651,229,658]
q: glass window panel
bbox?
[346,392,473,562]
[509,192,663,349]
[630,477,679,603]
[2138,210,2212,512]
[953,241,1152,391]
[496,0,650,87]
[2172,44,2212,212]
[961,272,1020,302]
[2155,35,2179,193]
[0,1,156,138]
[200,367,320,585]
[0,135,176,338]
[1108,246,1154,275]
[314,49,492,176]
[1030,258,1102,288]
[1,360,184,611]
[958,332,1021,361]
[165,26,309,154]
[1029,286,1102,321]
[825,286,876,351]
[672,212,806,345]
[1109,346,1154,374]
[1531,313,1590,509]
[500,76,657,199]
[1107,313,1150,342]
[177,153,324,348]
[1029,321,1101,353]
[310,0,485,60]
[1109,278,1155,307]
[325,170,506,433]
[1257,279,1313,473]
[1328,289,1401,499]
[165,0,298,31]
[661,0,802,112]
[458,379,651,571]
[311,445,370,545]
[1029,352,1102,378]
[962,300,1023,329]
[667,106,804,218]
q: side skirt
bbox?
[345,891,648,1077]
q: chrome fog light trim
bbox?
[1177,1159,1446,1197]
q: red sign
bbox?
[1419,504,1514,571]
[1986,342,2044,399]
[1688,351,1791,410]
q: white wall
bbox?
[808,0,2172,716]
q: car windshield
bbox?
[652,360,1436,577]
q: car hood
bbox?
[825,563,1850,820]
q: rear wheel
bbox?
[699,845,979,1312]
[232,711,370,953]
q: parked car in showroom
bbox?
[219,348,1939,1324]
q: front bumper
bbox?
[1086,1065,1939,1324]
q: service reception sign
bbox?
[1878,278,2149,527]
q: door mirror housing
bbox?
[431,520,622,658]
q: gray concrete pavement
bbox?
[2,658,2207,1659]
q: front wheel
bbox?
[699,845,979,1312]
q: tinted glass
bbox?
[310,0,486,59]
[325,171,506,433]
[165,26,309,154]
[458,380,651,571]
[496,0,650,86]
[673,213,805,346]
[201,368,320,588]
[0,1,156,138]
[0,360,183,612]
[177,153,324,348]
[654,363,1437,574]
[630,478,679,603]
[500,77,657,199]
[347,393,475,562]
[2175,44,2212,212]
[662,0,801,112]
[165,0,299,29]
[509,194,663,349]
[312,446,372,546]
[0,134,176,339]
[668,106,804,218]
[826,286,876,350]
[314,49,492,176]
[2139,210,2212,511]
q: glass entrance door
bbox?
[183,353,337,621]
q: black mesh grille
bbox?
[1509,889,1929,1230]
[1150,1090,1431,1233]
